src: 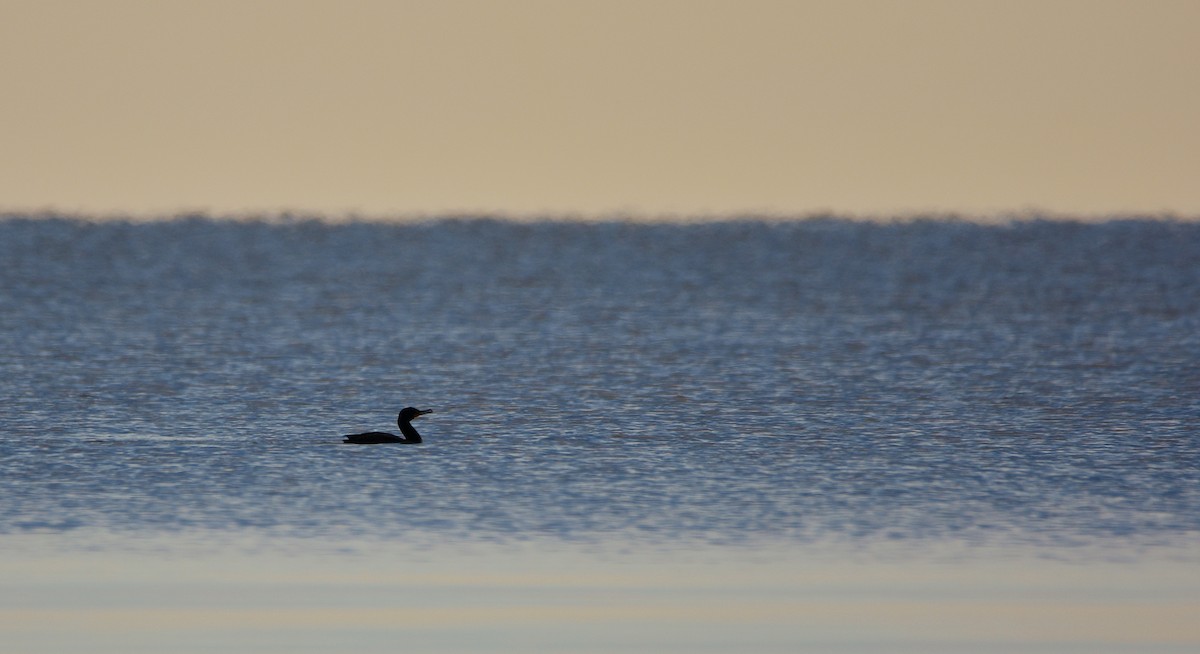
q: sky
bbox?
[1,0,1197,219]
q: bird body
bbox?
[343,407,432,444]
[342,431,406,444]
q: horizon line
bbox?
[2,206,1197,225]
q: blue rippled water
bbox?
[1,215,1198,552]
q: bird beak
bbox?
[417,409,432,416]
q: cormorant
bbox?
[343,407,432,444]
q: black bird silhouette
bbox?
[343,407,432,444]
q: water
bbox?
[2,215,1199,652]
[3,215,1197,547]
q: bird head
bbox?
[398,407,432,422]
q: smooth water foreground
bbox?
[1,215,1198,652]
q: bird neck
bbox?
[398,420,423,443]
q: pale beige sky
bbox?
[1,0,1197,219]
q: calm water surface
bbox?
[1,215,1198,652]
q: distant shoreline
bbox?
[2,209,1196,226]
